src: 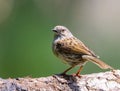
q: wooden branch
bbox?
[0,70,120,91]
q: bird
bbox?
[52,25,113,77]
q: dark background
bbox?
[0,0,119,78]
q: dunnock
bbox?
[52,25,113,76]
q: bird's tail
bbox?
[82,55,114,70]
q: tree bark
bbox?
[0,70,120,91]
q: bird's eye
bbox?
[61,29,65,32]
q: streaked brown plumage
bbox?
[52,25,113,76]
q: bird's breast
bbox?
[52,39,85,66]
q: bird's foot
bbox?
[72,73,82,78]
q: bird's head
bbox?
[52,25,73,37]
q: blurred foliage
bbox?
[0,0,120,78]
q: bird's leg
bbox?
[60,66,75,75]
[74,65,83,77]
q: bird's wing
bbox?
[57,37,97,57]
[75,38,98,57]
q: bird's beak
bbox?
[52,29,58,33]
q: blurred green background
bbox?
[0,0,120,78]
